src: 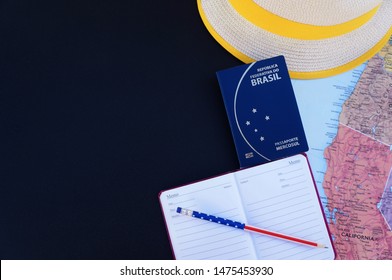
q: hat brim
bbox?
[198,0,392,79]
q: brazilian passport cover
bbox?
[217,56,308,167]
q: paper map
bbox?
[293,37,392,259]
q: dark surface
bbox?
[0,1,242,259]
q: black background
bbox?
[0,1,244,259]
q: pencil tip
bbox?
[317,244,328,248]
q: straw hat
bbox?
[198,0,392,79]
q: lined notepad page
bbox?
[235,154,335,259]
[160,174,258,260]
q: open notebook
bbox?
[159,154,335,260]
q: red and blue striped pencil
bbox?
[177,207,327,248]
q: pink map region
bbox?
[323,125,392,259]
[380,173,392,231]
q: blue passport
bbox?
[217,56,308,167]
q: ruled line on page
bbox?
[177,227,239,242]
[239,165,290,180]
[248,195,311,213]
[280,168,303,175]
[181,233,245,251]
[289,180,308,187]
[176,225,235,239]
[258,217,320,231]
[261,244,314,259]
[281,174,306,181]
[262,242,331,260]
[252,205,313,221]
[246,186,308,206]
[168,198,195,206]
[177,183,233,197]
[240,165,306,182]
[248,200,314,221]
[181,240,248,258]
[255,231,330,260]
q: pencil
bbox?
[176,207,327,248]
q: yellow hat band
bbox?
[230,0,381,40]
